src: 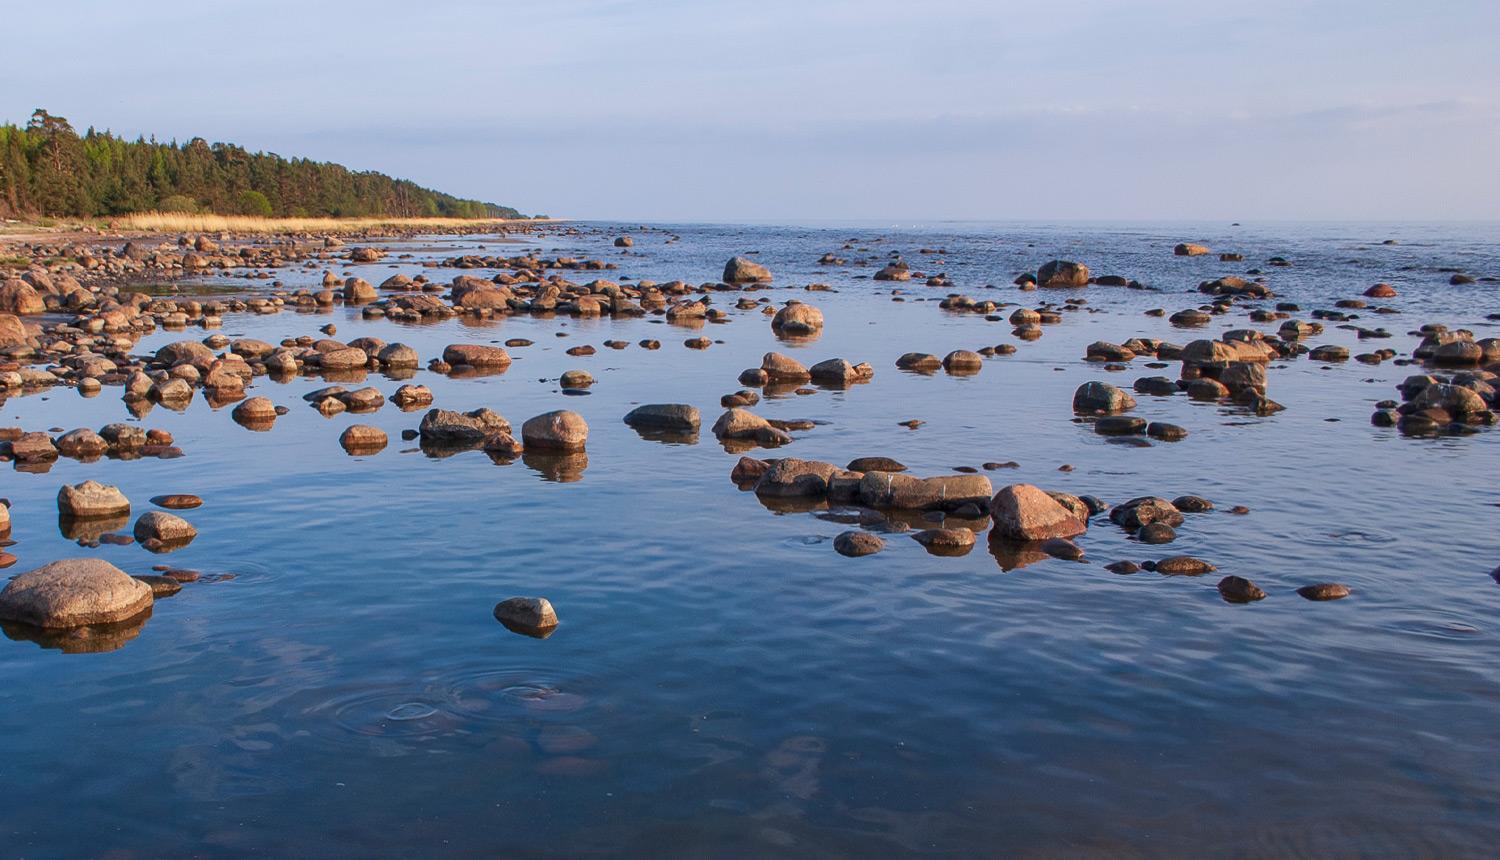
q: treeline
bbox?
[0,109,522,220]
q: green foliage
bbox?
[157,194,198,213]
[0,109,522,220]
[236,189,273,217]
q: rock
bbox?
[1073,381,1137,414]
[521,410,588,452]
[1218,575,1267,603]
[482,432,524,458]
[711,409,792,446]
[378,343,420,368]
[232,396,278,426]
[560,370,594,389]
[1037,260,1089,288]
[1365,283,1398,298]
[1041,537,1085,560]
[912,528,976,554]
[1296,583,1351,601]
[0,279,45,315]
[857,472,993,510]
[54,428,108,458]
[442,344,512,368]
[761,352,811,383]
[809,358,874,386]
[340,425,388,453]
[494,596,558,634]
[847,456,906,473]
[942,350,984,373]
[0,558,152,628]
[150,494,202,510]
[1109,497,1184,530]
[132,575,183,597]
[342,277,376,303]
[1105,560,1140,575]
[772,302,824,333]
[834,531,884,557]
[874,262,911,281]
[731,456,771,484]
[623,404,701,432]
[1137,522,1176,544]
[1174,243,1211,256]
[0,312,32,344]
[1095,416,1146,435]
[57,481,130,518]
[1172,495,1214,512]
[1146,422,1188,441]
[419,408,511,443]
[134,511,197,547]
[1309,345,1349,362]
[754,458,841,498]
[100,424,146,451]
[990,484,1087,540]
[391,384,434,408]
[11,432,58,462]
[896,352,943,371]
[1154,555,1216,575]
[614,236,633,247]
[723,256,772,284]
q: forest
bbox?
[0,109,522,220]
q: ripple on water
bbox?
[440,667,591,723]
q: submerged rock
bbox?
[1296,583,1351,601]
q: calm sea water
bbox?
[2,221,1498,857]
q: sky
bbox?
[5,0,1498,221]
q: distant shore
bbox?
[0,213,555,247]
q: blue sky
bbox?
[5,0,1497,220]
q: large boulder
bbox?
[753,458,842,498]
[1037,260,1089,288]
[723,256,772,284]
[57,480,131,518]
[0,312,30,344]
[521,410,588,452]
[772,302,824,333]
[623,404,700,432]
[855,472,993,510]
[442,344,512,368]
[419,408,511,443]
[991,484,1088,540]
[1073,381,1137,414]
[342,278,376,303]
[0,558,153,629]
[0,279,45,315]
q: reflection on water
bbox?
[1,606,152,654]
[1,220,1499,855]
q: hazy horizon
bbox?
[6,0,1497,222]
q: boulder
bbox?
[57,480,131,518]
[753,458,841,498]
[856,472,992,510]
[521,410,588,452]
[419,408,511,443]
[761,352,811,383]
[1109,497,1184,530]
[0,558,152,629]
[623,404,701,432]
[809,358,873,385]
[134,511,197,546]
[834,531,884,557]
[1073,381,1136,414]
[772,302,824,333]
[494,596,558,633]
[339,425,388,453]
[723,256,772,284]
[990,484,1088,540]
[442,344,512,368]
[1037,260,1089,288]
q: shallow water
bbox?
[2,220,1499,857]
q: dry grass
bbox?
[108,212,541,234]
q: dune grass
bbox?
[108,212,541,234]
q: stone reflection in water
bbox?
[1,607,152,654]
[987,532,1054,571]
[522,450,588,483]
[58,512,131,542]
[626,426,700,446]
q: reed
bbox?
[108,212,540,234]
